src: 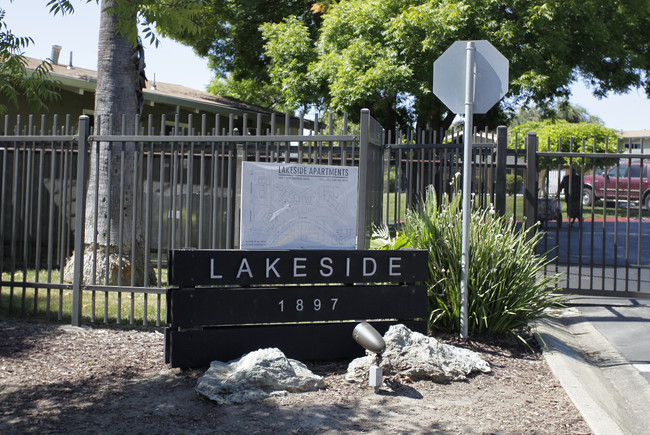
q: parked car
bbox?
[582,162,650,209]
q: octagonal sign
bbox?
[433,40,509,114]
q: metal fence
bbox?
[383,127,648,298]
[1,110,384,326]
[3,111,647,327]
[1,114,79,322]
[384,126,508,225]
[526,133,650,297]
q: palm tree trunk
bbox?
[65,0,149,286]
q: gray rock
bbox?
[196,347,325,404]
[346,324,491,383]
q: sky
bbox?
[4,1,650,132]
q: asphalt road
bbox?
[570,296,650,384]
[531,220,650,293]
[538,220,650,266]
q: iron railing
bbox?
[1,110,383,326]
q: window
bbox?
[609,165,627,178]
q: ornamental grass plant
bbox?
[372,181,563,336]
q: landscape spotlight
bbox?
[353,322,386,354]
[353,322,386,393]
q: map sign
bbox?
[240,162,358,249]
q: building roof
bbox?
[24,57,297,121]
[620,130,650,139]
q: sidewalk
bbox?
[534,296,650,435]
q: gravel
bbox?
[0,319,592,434]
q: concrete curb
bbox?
[533,308,650,435]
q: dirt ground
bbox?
[0,319,591,434]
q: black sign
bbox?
[168,285,427,328]
[166,320,427,367]
[168,249,428,286]
[165,248,429,368]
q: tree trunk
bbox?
[65,0,150,286]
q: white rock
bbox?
[196,347,325,404]
[346,324,491,383]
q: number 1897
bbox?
[278,298,338,312]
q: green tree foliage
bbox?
[509,100,603,126]
[510,120,618,152]
[510,120,619,167]
[107,0,203,47]
[505,174,523,195]
[261,0,650,130]
[0,7,60,114]
[163,0,323,108]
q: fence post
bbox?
[233,141,244,249]
[72,115,89,326]
[494,126,507,215]
[357,109,370,250]
[524,132,538,235]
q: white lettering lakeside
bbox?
[210,258,223,279]
[200,253,414,282]
[389,257,402,276]
[266,258,281,278]
[320,257,334,277]
[294,257,307,277]
[236,258,253,278]
[362,257,377,276]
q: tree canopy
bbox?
[510,120,619,167]
[0,6,59,114]
[163,0,324,108]
[260,0,650,130]
[508,100,603,126]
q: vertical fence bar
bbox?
[524,132,538,237]
[143,130,153,325]
[233,142,244,249]
[104,116,113,324]
[9,122,21,314]
[285,112,291,163]
[357,110,370,249]
[0,142,6,308]
[588,139,596,292]
[565,146,574,290]
[21,131,33,316]
[90,117,99,322]
[156,116,166,325]
[185,115,194,248]
[129,131,139,325]
[578,139,585,291]
[33,120,46,316]
[72,116,89,326]
[210,139,219,249]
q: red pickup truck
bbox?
[582,162,650,210]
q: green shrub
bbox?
[372,181,562,336]
[505,173,523,195]
[509,120,619,168]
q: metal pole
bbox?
[524,132,538,241]
[495,126,508,215]
[357,108,370,250]
[460,42,476,339]
[72,115,89,326]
